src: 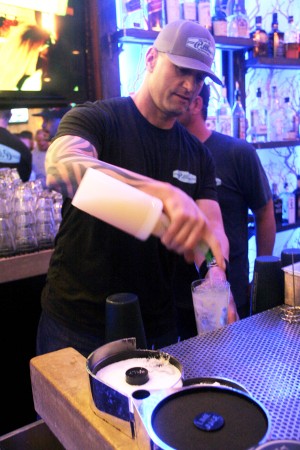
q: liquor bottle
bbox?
[227,0,250,38]
[279,182,291,222]
[120,0,147,29]
[287,192,296,224]
[249,87,268,143]
[197,0,212,32]
[294,174,300,222]
[216,82,232,136]
[211,0,227,37]
[164,0,181,24]
[231,81,246,139]
[181,0,197,21]
[272,182,283,225]
[146,0,164,31]
[268,12,285,58]
[295,99,300,139]
[250,16,268,57]
[284,16,299,59]
[267,86,283,142]
[282,97,297,140]
[205,90,218,131]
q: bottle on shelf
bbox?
[216,80,232,137]
[268,85,283,142]
[232,81,246,139]
[180,0,197,21]
[120,0,147,29]
[271,182,283,226]
[284,15,299,59]
[294,174,300,222]
[287,191,296,224]
[282,97,297,141]
[164,0,181,24]
[205,88,218,131]
[279,182,293,223]
[250,16,268,57]
[146,0,164,31]
[197,0,212,33]
[211,0,227,37]
[267,12,285,58]
[227,0,250,38]
[249,87,268,143]
[295,98,300,139]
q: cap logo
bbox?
[186,37,214,60]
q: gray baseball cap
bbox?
[154,20,222,85]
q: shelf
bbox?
[253,140,300,149]
[246,56,300,70]
[111,29,253,51]
[0,249,53,284]
[276,221,300,233]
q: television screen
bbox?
[0,0,90,108]
[9,107,29,123]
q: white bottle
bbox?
[288,192,296,224]
[181,0,197,21]
[284,16,299,59]
[206,92,218,131]
[249,87,268,143]
[231,81,246,139]
[282,97,296,140]
[216,83,232,136]
[164,0,181,23]
[197,0,212,32]
[268,86,283,142]
[227,0,250,38]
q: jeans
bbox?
[36,310,179,358]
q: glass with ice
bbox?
[191,278,230,334]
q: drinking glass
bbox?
[191,279,230,334]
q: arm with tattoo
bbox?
[45,134,227,271]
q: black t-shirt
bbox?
[42,97,218,340]
[0,127,32,181]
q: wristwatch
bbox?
[198,257,230,280]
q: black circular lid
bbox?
[151,386,270,450]
[125,367,149,385]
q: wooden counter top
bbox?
[30,347,138,450]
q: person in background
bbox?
[176,82,276,338]
[18,130,35,151]
[31,129,50,187]
[33,106,72,140]
[36,20,239,358]
[0,109,32,182]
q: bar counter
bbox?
[26,306,300,449]
[163,306,300,442]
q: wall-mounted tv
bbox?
[0,0,91,108]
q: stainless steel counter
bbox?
[162,306,300,441]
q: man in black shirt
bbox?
[0,109,32,181]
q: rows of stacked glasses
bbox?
[0,168,63,258]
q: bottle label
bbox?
[217,116,232,136]
[198,1,212,30]
[164,0,181,23]
[183,1,197,21]
[288,194,295,224]
[213,20,227,36]
[206,116,217,131]
[285,43,299,59]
